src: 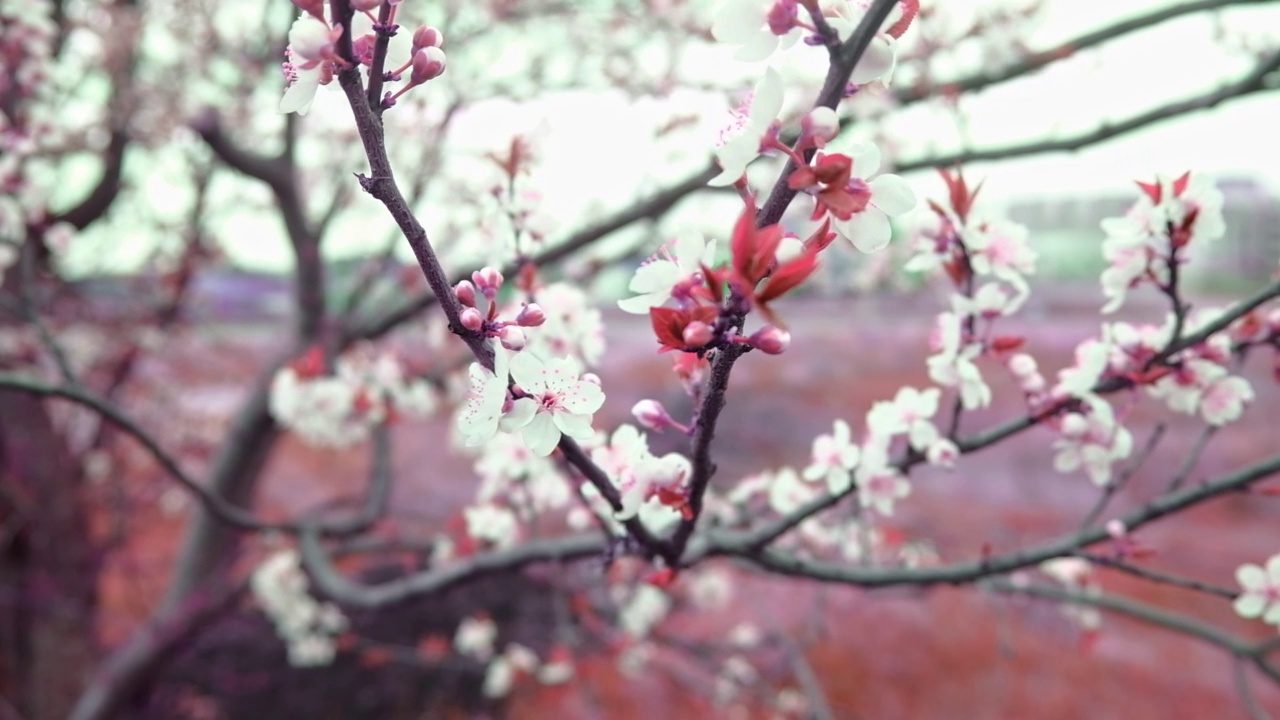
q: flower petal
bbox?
[839,208,892,253]
[869,174,917,216]
[522,413,561,456]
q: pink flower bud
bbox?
[292,0,326,22]
[412,25,443,51]
[1007,353,1036,377]
[766,0,799,35]
[499,325,526,351]
[802,107,839,146]
[751,326,791,355]
[632,399,673,431]
[351,0,380,11]
[411,46,447,85]
[472,266,503,298]
[455,280,477,307]
[582,373,602,387]
[1106,519,1127,540]
[682,321,714,348]
[1059,413,1088,437]
[516,303,546,327]
[460,307,484,332]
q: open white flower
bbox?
[709,68,783,187]
[802,419,860,495]
[456,345,513,447]
[279,14,334,115]
[826,142,916,252]
[712,0,802,61]
[618,229,718,313]
[506,353,605,456]
[1234,555,1280,624]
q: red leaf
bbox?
[989,335,1025,353]
[1172,170,1191,197]
[1136,180,1162,204]
[757,250,819,304]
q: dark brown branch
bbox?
[67,579,247,720]
[52,129,129,230]
[192,111,327,338]
[0,374,392,537]
[714,450,1280,587]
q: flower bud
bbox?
[581,372,602,387]
[411,46,447,85]
[682,321,713,348]
[472,266,504,298]
[751,325,791,355]
[1007,353,1037,378]
[802,107,839,146]
[455,280,477,307]
[516,303,546,327]
[766,0,799,35]
[292,0,326,22]
[1059,412,1088,437]
[632,399,674,432]
[1106,519,1127,540]
[498,325,526,351]
[460,307,484,332]
[412,25,443,52]
[351,0,381,11]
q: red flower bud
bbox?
[455,280,477,307]
[412,25,443,51]
[460,307,484,332]
[516,302,546,327]
[411,46,447,85]
[751,325,791,355]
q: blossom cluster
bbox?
[281,1,447,115]
[268,344,438,447]
[250,549,349,667]
[1234,554,1280,627]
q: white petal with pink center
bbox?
[505,352,605,456]
[709,68,784,187]
[618,229,718,314]
[1234,555,1280,624]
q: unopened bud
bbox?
[1059,413,1088,437]
[351,0,381,11]
[632,399,674,432]
[499,325,526,351]
[472,266,503,298]
[411,46,447,85]
[582,372,602,387]
[291,0,326,22]
[766,0,798,35]
[455,280,477,307]
[751,325,791,355]
[682,321,713,348]
[412,25,443,51]
[516,303,546,327]
[802,107,839,146]
[1007,353,1037,378]
[1106,519,1127,540]
[460,307,484,332]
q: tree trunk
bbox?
[0,390,98,720]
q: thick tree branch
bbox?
[713,451,1280,587]
[0,374,393,536]
[896,48,1280,173]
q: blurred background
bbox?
[3,0,1280,718]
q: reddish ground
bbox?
[94,283,1280,718]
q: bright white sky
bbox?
[59,0,1280,273]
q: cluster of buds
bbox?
[455,267,546,351]
[382,24,446,107]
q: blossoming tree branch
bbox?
[3,0,1280,717]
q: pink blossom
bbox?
[802,419,860,494]
[505,353,605,456]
